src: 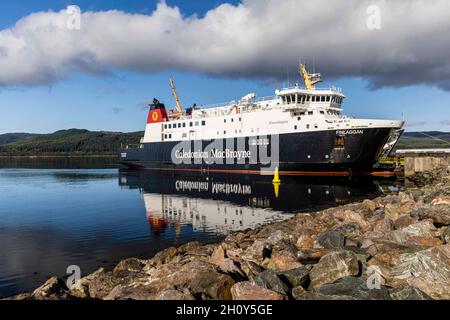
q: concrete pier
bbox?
[395,149,450,177]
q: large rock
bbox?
[388,286,432,300]
[317,230,345,249]
[210,246,226,266]
[295,228,316,249]
[386,244,450,299]
[156,289,196,300]
[31,277,70,300]
[241,240,272,264]
[388,219,442,246]
[254,270,290,297]
[266,248,302,272]
[443,226,450,244]
[332,210,371,233]
[312,276,392,300]
[278,266,312,288]
[107,260,236,300]
[231,282,284,300]
[151,247,178,266]
[417,205,450,226]
[309,251,360,290]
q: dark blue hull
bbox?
[119,128,394,174]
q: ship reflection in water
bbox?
[119,171,399,237]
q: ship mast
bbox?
[169,76,183,118]
[299,64,322,90]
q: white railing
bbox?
[278,86,343,93]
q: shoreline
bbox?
[4,166,450,300]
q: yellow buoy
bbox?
[273,182,280,198]
[272,167,281,184]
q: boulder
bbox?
[31,277,70,300]
[291,285,310,300]
[388,219,442,246]
[393,216,418,229]
[156,289,196,300]
[417,205,450,226]
[361,199,377,212]
[332,210,371,233]
[210,245,226,266]
[231,282,284,300]
[431,195,450,206]
[241,240,272,264]
[387,244,450,299]
[388,286,432,300]
[295,228,316,249]
[297,248,333,264]
[317,230,345,249]
[219,258,247,280]
[266,248,302,272]
[240,260,265,280]
[88,269,122,299]
[312,276,392,300]
[309,251,360,290]
[278,266,312,288]
[151,246,178,266]
[254,270,290,297]
[443,226,450,244]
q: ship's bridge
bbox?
[275,85,346,111]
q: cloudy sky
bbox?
[0,0,449,133]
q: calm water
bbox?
[0,158,399,298]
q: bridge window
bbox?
[326,96,331,102]
[195,121,199,126]
[183,123,186,128]
[286,95,291,104]
[321,96,325,102]
[306,95,310,102]
[190,122,193,127]
[202,120,206,126]
[178,123,182,128]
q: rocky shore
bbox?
[6,167,450,301]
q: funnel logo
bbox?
[152,112,159,122]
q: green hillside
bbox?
[395,131,450,150]
[0,133,41,145]
[0,129,143,156]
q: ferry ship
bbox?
[119,65,404,175]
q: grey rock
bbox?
[389,286,432,300]
[254,270,290,297]
[313,276,392,300]
[309,250,360,290]
[317,230,345,249]
[278,266,312,288]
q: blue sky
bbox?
[0,0,449,134]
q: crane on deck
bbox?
[168,76,184,118]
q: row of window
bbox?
[294,124,319,130]
[224,117,242,123]
[282,94,344,104]
[164,120,206,130]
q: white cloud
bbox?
[1,0,450,89]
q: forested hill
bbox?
[0,129,143,156]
